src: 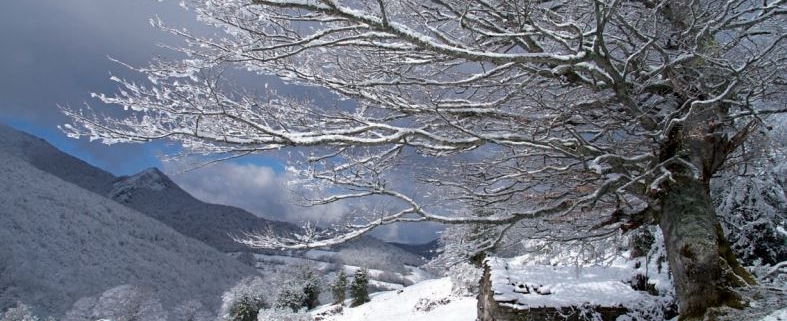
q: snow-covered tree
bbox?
[446,262,483,297]
[87,284,167,321]
[273,265,322,311]
[220,277,267,321]
[62,0,787,318]
[1,302,40,321]
[713,116,787,266]
[349,268,370,307]
[330,268,348,305]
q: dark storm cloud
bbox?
[0,0,191,117]
[0,0,197,175]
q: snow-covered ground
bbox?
[487,256,672,310]
[760,308,787,321]
[312,277,476,321]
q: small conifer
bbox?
[349,268,370,307]
[331,268,348,305]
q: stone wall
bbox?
[477,265,630,321]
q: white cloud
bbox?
[164,159,443,243]
[166,161,350,224]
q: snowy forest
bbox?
[2,0,786,320]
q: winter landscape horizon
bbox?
[2,0,787,320]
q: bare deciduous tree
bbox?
[61,0,787,319]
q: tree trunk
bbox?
[659,175,755,321]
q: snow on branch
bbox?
[62,0,787,250]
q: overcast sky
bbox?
[0,0,439,243]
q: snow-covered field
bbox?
[312,277,476,321]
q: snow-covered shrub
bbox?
[330,269,347,305]
[220,277,267,321]
[446,262,482,296]
[627,228,655,259]
[349,268,370,307]
[228,296,266,321]
[273,264,322,311]
[413,297,451,312]
[311,305,343,320]
[1,302,40,321]
[62,296,99,321]
[256,308,312,321]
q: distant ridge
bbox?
[0,123,299,253]
[0,123,116,194]
[387,239,440,260]
[0,123,432,275]
[110,167,300,253]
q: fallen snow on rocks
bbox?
[487,256,673,312]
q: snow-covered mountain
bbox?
[0,150,259,319]
[0,123,116,194]
[0,123,300,253]
[0,123,433,305]
[109,167,300,253]
[0,124,433,262]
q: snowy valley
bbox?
[0,125,441,320]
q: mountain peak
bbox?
[110,167,172,202]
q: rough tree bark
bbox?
[658,110,757,320]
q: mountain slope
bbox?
[110,168,300,253]
[0,123,430,269]
[0,123,299,253]
[387,239,440,260]
[0,123,117,194]
[334,236,427,271]
[0,151,259,318]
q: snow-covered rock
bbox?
[479,256,676,321]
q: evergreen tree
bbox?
[349,268,370,307]
[331,268,347,305]
[227,296,264,321]
[274,264,322,311]
[220,277,267,321]
[301,269,321,310]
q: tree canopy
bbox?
[62,0,787,319]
